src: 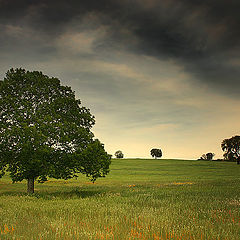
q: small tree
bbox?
[237,156,240,165]
[200,154,207,160]
[150,148,162,159]
[221,135,240,164]
[206,152,215,160]
[115,150,124,159]
[200,153,215,160]
[0,68,111,193]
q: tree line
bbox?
[197,136,240,164]
[115,135,240,164]
[114,148,162,159]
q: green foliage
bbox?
[206,152,214,160]
[115,150,124,158]
[75,139,112,183]
[0,68,111,189]
[221,135,240,162]
[200,152,215,160]
[150,148,162,159]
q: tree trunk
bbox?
[27,177,34,194]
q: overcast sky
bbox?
[1,0,240,159]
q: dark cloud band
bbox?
[0,0,239,96]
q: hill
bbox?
[0,159,239,239]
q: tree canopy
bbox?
[150,148,162,159]
[0,68,111,193]
[199,152,215,160]
[115,150,124,159]
[221,135,240,163]
[206,152,214,160]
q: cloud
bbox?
[1,0,239,97]
[0,0,240,159]
[56,31,103,56]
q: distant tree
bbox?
[199,152,215,160]
[221,135,240,164]
[206,152,215,160]
[150,148,162,159]
[115,150,124,159]
[0,68,111,194]
[201,154,207,160]
[237,156,240,165]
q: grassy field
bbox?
[0,159,240,240]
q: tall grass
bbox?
[0,159,239,239]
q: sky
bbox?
[0,0,240,159]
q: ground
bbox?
[0,159,239,239]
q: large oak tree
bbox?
[221,135,240,164]
[0,68,111,193]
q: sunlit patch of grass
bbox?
[172,182,194,185]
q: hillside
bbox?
[0,159,239,239]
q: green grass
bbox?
[0,159,240,240]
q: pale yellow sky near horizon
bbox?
[1,50,239,160]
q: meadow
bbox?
[0,159,239,240]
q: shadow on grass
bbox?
[36,188,106,200]
[0,187,107,200]
[0,190,26,197]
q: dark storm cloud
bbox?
[0,0,239,95]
